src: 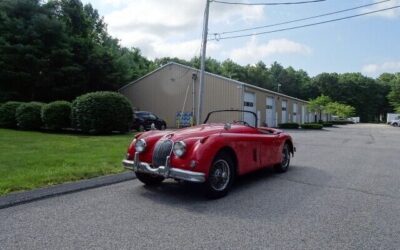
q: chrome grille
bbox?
[152,140,173,168]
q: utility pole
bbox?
[196,0,210,125]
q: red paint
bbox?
[126,124,294,179]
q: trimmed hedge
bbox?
[321,122,333,127]
[72,91,133,134]
[331,120,354,125]
[42,101,72,130]
[16,102,44,130]
[278,123,300,129]
[301,123,323,129]
[0,101,24,128]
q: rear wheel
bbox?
[393,123,399,127]
[274,143,291,173]
[135,172,164,186]
[205,152,235,199]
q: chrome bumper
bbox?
[122,152,205,183]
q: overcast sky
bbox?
[82,0,400,77]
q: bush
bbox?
[41,101,72,130]
[0,101,24,128]
[301,123,323,129]
[331,120,353,125]
[278,123,300,129]
[322,122,333,127]
[72,91,133,134]
[16,102,44,130]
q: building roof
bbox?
[119,62,309,104]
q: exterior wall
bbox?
[243,85,308,127]
[119,63,242,127]
[120,62,315,128]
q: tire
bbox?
[205,152,235,199]
[160,124,166,130]
[393,123,398,127]
[135,172,164,186]
[274,143,291,173]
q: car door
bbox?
[258,132,279,167]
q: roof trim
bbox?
[119,61,308,103]
[118,62,175,92]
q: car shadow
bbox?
[136,165,331,220]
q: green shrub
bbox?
[72,91,133,134]
[278,123,300,129]
[0,101,24,128]
[322,122,333,127]
[16,102,44,130]
[331,120,353,125]
[41,101,72,130]
[301,123,323,129]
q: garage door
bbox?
[281,100,287,123]
[293,103,298,123]
[266,97,274,127]
[302,105,306,124]
[244,92,256,126]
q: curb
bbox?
[0,172,136,209]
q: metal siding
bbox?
[120,64,197,127]
[202,74,242,123]
[120,63,311,128]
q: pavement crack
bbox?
[277,177,400,201]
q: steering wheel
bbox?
[233,120,251,126]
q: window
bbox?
[244,101,254,107]
[282,107,287,111]
[266,105,273,109]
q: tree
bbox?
[387,75,400,112]
[308,95,332,122]
[326,102,356,118]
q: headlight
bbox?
[135,139,146,153]
[173,141,186,157]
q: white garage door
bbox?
[293,103,298,123]
[244,92,256,126]
[266,97,275,127]
[302,105,306,124]
[281,100,287,123]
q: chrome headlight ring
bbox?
[173,141,186,157]
[135,139,147,153]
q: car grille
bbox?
[152,140,173,168]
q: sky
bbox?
[81,0,400,78]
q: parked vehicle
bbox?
[387,113,400,124]
[390,118,400,127]
[123,110,295,198]
[132,111,167,131]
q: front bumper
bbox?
[122,152,205,183]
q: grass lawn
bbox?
[0,128,134,196]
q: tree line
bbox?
[1,0,399,122]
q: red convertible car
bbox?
[123,110,295,198]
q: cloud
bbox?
[362,61,400,76]
[96,0,264,59]
[229,37,312,65]
[362,0,400,18]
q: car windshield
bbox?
[203,110,257,127]
[135,112,157,119]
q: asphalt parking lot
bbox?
[1,124,400,249]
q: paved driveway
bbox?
[1,124,400,249]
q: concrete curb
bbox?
[0,172,136,209]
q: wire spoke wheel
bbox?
[282,145,290,169]
[209,159,231,191]
[275,143,291,173]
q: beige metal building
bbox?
[119,62,327,128]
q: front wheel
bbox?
[274,143,291,173]
[205,152,235,199]
[135,172,164,186]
